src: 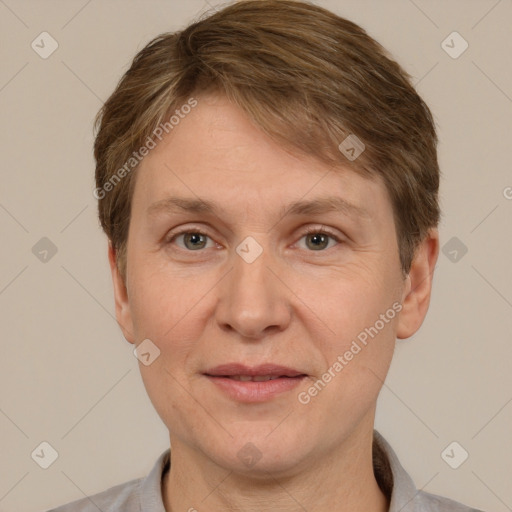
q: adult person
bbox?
[50,1,483,510]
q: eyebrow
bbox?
[147,195,370,221]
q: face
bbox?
[110,93,438,476]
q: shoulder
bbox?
[45,477,143,512]
[415,489,485,512]
[373,430,485,512]
[44,448,170,512]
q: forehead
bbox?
[132,94,392,224]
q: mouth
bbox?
[204,363,308,402]
[219,375,295,381]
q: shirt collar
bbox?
[373,429,420,512]
[139,448,169,512]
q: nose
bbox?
[214,239,292,340]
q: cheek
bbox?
[299,277,398,425]
[298,264,400,388]
[127,262,214,341]
[127,264,221,402]
[137,356,207,442]
[302,262,398,335]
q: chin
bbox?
[205,425,315,477]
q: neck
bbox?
[162,421,389,512]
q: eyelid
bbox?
[300,225,343,241]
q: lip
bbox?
[204,363,307,403]
[205,363,304,377]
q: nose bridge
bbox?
[216,235,290,338]
[233,235,270,294]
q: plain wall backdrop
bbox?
[1,1,511,511]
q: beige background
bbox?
[1,0,511,511]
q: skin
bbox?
[109,93,439,512]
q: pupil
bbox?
[186,233,205,249]
[308,233,327,250]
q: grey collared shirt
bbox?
[47,430,484,511]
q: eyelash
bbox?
[165,225,343,251]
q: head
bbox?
[95,0,439,476]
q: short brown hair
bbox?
[94,0,440,280]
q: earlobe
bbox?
[396,229,439,340]
[108,242,136,344]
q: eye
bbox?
[297,227,342,251]
[167,229,215,251]
[165,226,342,252]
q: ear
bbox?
[108,241,136,344]
[396,228,439,339]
